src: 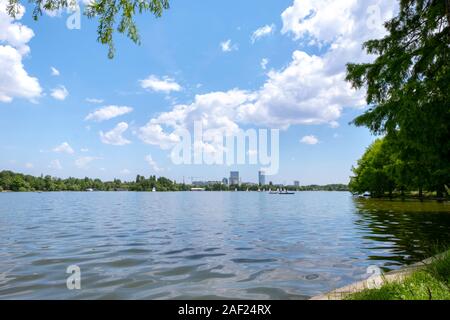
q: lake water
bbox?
[0,192,449,299]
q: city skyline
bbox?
[192,170,300,187]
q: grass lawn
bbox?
[346,250,450,300]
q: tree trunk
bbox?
[419,185,423,200]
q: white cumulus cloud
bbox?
[86,98,104,104]
[145,154,161,172]
[50,85,69,100]
[100,122,131,146]
[138,122,181,150]
[85,105,133,122]
[251,24,275,43]
[0,0,42,103]
[281,0,397,69]
[50,66,60,76]
[220,39,238,52]
[0,46,42,103]
[49,159,62,170]
[53,142,75,154]
[241,50,365,128]
[75,156,98,169]
[260,58,269,70]
[300,135,319,145]
[139,75,182,93]
[138,89,251,150]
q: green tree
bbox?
[6,0,169,58]
[349,139,396,197]
[346,0,450,198]
[10,175,31,191]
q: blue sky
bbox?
[0,0,398,184]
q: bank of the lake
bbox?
[355,191,449,202]
[347,249,450,300]
[311,249,450,300]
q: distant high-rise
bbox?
[229,171,239,185]
[258,171,266,186]
[294,181,300,187]
[222,177,228,185]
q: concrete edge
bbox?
[309,254,443,300]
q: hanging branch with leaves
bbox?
[5,0,170,58]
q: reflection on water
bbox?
[0,192,449,299]
[353,199,450,270]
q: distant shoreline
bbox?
[0,189,350,193]
[0,170,349,193]
[353,193,449,202]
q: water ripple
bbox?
[0,192,449,299]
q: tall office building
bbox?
[222,177,228,185]
[258,171,266,186]
[294,181,300,187]
[229,171,239,185]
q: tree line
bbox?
[348,0,449,199]
[0,171,187,192]
[0,170,348,192]
[349,137,449,198]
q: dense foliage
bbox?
[6,0,170,58]
[0,170,348,192]
[349,137,426,197]
[347,0,450,198]
[0,170,187,192]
